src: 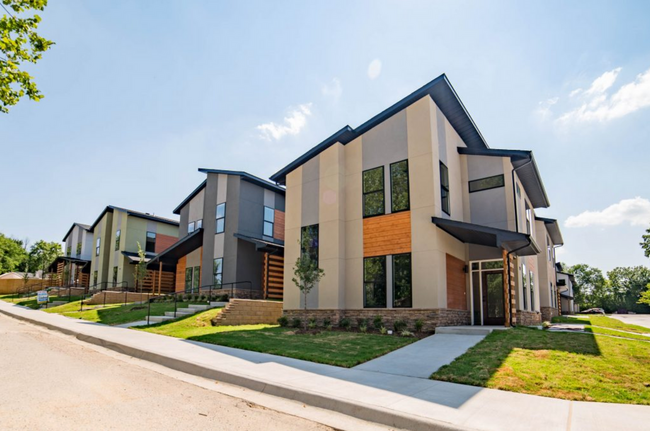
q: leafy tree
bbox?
[607,266,650,313]
[26,240,61,273]
[0,233,27,273]
[566,263,608,310]
[1,0,54,113]
[639,287,650,306]
[641,227,650,258]
[133,242,148,291]
[292,230,324,311]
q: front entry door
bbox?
[482,271,505,325]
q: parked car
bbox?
[581,308,605,315]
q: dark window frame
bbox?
[392,253,412,308]
[213,258,223,287]
[300,224,319,264]
[362,165,385,218]
[529,270,535,311]
[67,246,71,257]
[112,266,118,286]
[389,160,410,213]
[363,255,387,308]
[440,162,450,215]
[264,206,275,237]
[76,242,82,256]
[115,229,121,250]
[216,203,226,234]
[184,268,193,292]
[468,174,505,193]
[96,237,101,256]
[145,231,156,253]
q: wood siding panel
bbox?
[363,212,411,257]
[446,253,467,310]
[155,233,178,254]
[263,253,285,299]
[274,210,285,241]
[175,256,186,292]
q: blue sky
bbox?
[2,0,650,272]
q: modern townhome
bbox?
[534,217,564,321]
[88,206,179,290]
[556,263,578,314]
[270,73,560,330]
[147,169,286,299]
[47,222,93,287]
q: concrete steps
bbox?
[146,302,226,325]
[211,299,282,326]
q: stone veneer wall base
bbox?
[540,306,559,322]
[516,310,542,326]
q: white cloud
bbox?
[535,97,559,119]
[565,197,650,228]
[256,103,312,141]
[557,66,650,123]
[321,78,342,101]
[569,88,582,98]
[367,59,382,80]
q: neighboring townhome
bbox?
[270,73,560,330]
[48,222,93,287]
[147,169,286,299]
[534,217,564,321]
[556,263,578,314]
[88,206,179,290]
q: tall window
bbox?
[216,203,226,234]
[393,253,412,308]
[521,263,528,310]
[550,282,555,308]
[112,266,118,286]
[264,206,275,237]
[363,166,384,217]
[67,246,71,257]
[390,160,409,212]
[115,230,121,250]
[76,243,81,256]
[300,225,319,263]
[364,256,387,308]
[193,266,200,290]
[529,270,535,310]
[440,162,450,215]
[184,268,193,292]
[93,271,98,286]
[213,258,223,286]
[525,204,532,234]
[188,222,195,234]
[145,232,156,253]
[96,237,101,256]
[547,236,552,261]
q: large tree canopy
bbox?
[641,227,650,258]
[26,239,61,273]
[0,233,27,273]
[0,0,53,113]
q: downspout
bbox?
[505,236,533,327]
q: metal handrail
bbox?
[145,281,257,325]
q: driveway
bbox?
[609,314,650,329]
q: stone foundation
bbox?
[516,310,542,326]
[540,306,559,322]
[212,299,283,326]
[282,308,471,332]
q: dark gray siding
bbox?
[200,173,219,286]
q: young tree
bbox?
[27,240,61,274]
[292,230,324,311]
[133,242,148,291]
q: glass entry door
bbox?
[482,271,505,325]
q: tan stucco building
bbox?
[270,74,564,329]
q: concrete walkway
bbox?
[609,314,650,329]
[1,301,649,431]
[354,334,485,378]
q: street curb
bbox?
[0,306,469,431]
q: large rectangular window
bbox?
[264,206,275,237]
[469,174,505,193]
[393,253,412,308]
[530,270,535,310]
[300,225,319,264]
[364,256,387,308]
[112,266,118,286]
[363,166,384,217]
[440,162,450,215]
[193,266,200,290]
[145,231,156,253]
[216,203,226,234]
[521,263,528,310]
[115,230,121,250]
[184,268,193,292]
[213,258,223,286]
[390,160,409,213]
[95,237,101,256]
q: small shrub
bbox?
[277,316,289,327]
[373,315,383,330]
[308,318,317,329]
[393,319,407,332]
[357,318,367,328]
[359,323,368,333]
[325,324,333,331]
[542,321,551,329]
[339,317,351,330]
[291,317,302,328]
[415,319,424,333]
[323,317,332,328]
[380,326,388,335]
[400,330,414,337]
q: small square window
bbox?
[188,222,195,233]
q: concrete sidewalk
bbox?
[1,302,648,431]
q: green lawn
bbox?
[432,327,650,405]
[0,294,81,309]
[139,309,416,367]
[43,301,206,326]
[553,315,650,335]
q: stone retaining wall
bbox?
[540,306,559,322]
[85,291,156,305]
[282,308,470,332]
[516,310,542,326]
[212,299,283,326]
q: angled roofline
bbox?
[62,222,91,242]
[535,216,564,246]
[89,205,179,231]
[458,147,551,208]
[173,180,207,215]
[270,73,490,185]
[197,169,286,194]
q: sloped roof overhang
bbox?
[146,229,203,268]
